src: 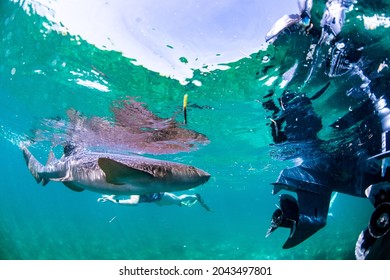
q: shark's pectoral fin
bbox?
[98,158,153,185]
[63,182,85,192]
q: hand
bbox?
[179,195,198,207]
[97,195,116,203]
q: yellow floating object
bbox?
[183,94,188,109]
[183,94,188,124]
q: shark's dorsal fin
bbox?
[46,150,56,165]
[98,158,153,185]
[63,182,85,192]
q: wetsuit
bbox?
[139,192,164,203]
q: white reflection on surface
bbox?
[17,0,296,82]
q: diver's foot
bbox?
[195,193,212,212]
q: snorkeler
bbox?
[97,192,211,211]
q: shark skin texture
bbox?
[22,145,210,196]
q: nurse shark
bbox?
[22,145,210,195]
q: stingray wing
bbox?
[98,157,154,185]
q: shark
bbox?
[21,145,210,195]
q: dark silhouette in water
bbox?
[263,0,390,259]
[262,80,390,259]
[263,88,388,252]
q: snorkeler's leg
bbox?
[177,194,198,207]
[195,194,211,211]
[156,193,182,206]
[156,193,198,207]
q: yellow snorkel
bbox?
[183,94,188,124]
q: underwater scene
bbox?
[1,0,390,260]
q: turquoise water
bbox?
[1,0,389,259]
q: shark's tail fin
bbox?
[21,145,45,184]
